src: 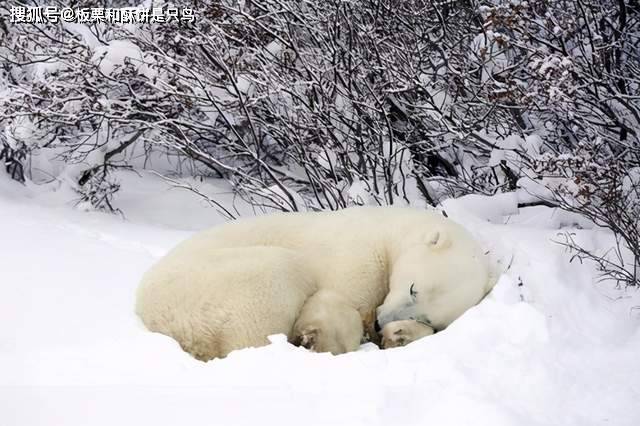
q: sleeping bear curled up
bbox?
[135,207,494,361]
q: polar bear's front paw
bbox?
[291,327,318,351]
[381,327,409,349]
[380,320,434,349]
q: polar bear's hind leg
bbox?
[291,290,364,355]
[136,246,316,361]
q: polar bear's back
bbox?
[181,206,455,252]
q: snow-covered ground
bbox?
[1,173,639,426]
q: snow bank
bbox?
[1,180,638,426]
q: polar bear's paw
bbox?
[380,326,409,348]
[380,320,434,349]
[290,326,319,351]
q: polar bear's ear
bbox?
[424,230,451,250]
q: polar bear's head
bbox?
[376,229,464,331]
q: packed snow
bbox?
[1,172,639,426]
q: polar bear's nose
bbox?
[374,319,381,334]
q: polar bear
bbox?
[136,207,493,361]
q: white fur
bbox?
[136,207,492,360]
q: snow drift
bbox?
[1,174,638,426]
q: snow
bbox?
[470,31,509,83]
[347,178,375,205]
[92,40,156,80]
[234,75,254,95]
[266,40,283,56]
[1,175,639,426]
[63,23,102,50]
[5,116,36,149]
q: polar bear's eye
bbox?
[409,283,418,300]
